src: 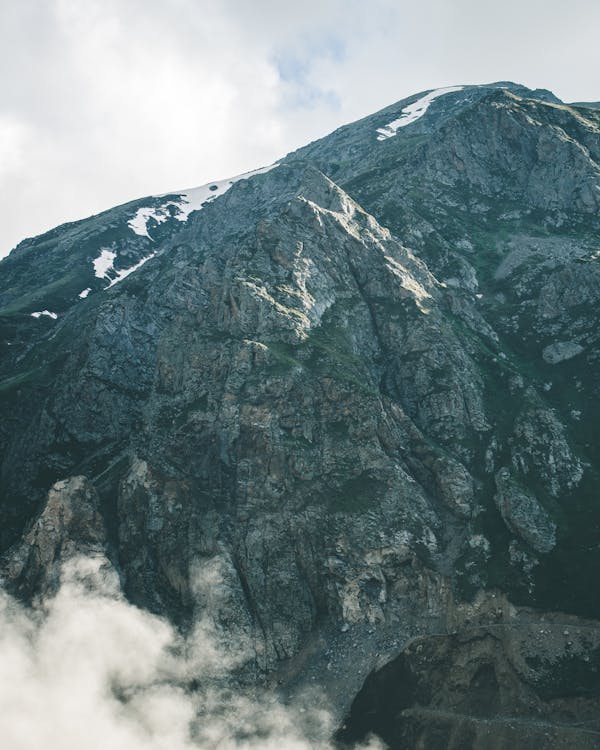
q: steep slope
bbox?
[1,82,600,747]
[286,82,600,616]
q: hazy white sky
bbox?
[1,0,598,258]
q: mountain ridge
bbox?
[1,81,600,748]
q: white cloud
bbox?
[0,115,32,178]
[0,553,385,750]
[1,0,599,258]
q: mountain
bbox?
[2,82,600,748]
[571,101,600,110]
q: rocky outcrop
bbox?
[1,476,106,597]
[543,341,584,364]
[494,468,556,554]
[338,597,600,750]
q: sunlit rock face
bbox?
[1,83,600,748]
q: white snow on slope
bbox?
[107,252,157,288]
[31,310,58,319]
[127,206,171,240]
[376,86,464,140]
[128,163,278,240]
[90,248,157,290]
[93,249,117,279]
[82,164,278,291]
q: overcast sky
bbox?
[1,0,598,258]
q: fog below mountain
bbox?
[0,555,383,750]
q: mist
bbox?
[0,554,383,750]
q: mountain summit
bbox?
[2,83,600,748]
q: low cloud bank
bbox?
[0,554,383,750]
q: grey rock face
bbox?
[339,594,600,750]
[494,467,556,553]
[543,340,585,364]
[1,82,600,744]
[1,476,106,597]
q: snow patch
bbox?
[31,310,58,320]
[127,205,171,240]
[107,252,157,288]
[376,86,464,140]
[128,163,278,239]
[79,288,91,299]
[93,249,116,279]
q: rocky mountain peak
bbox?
[1,81,600,748]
